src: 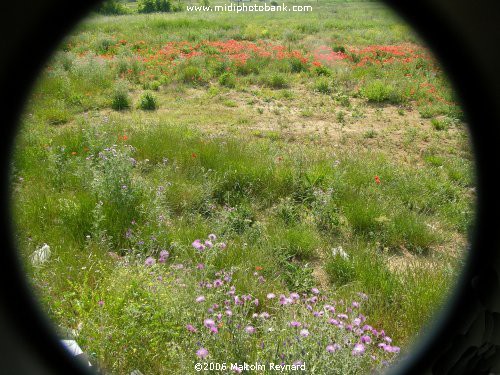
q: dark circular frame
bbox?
[1,0,500,374]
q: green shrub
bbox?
[263,73,289,89]
[289,57,308,73]
[362,80,404,104]
[138,91,158,110]
[180,65,204,84]
[138,0,171,13]
[96,0,128,15]
[313,65,331,77]
[314,78,332,94]
[431,118,449,131]
[325,255,356,286]
[219,72,236,88]
[111,83,130,111]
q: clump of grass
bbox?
[138,91,158,110]
[218,72,236,88]
[262,73,289,89]
[314,78,333,94]
[180,64,204,85]
[111,81,130,111]
[362,80,404,104]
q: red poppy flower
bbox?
[375,176,381,184]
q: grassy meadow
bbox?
[11,0,475,373]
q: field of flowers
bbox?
[11,1,474,374]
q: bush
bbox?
[362,80,404,104]
[138,91,158,110]
[325,255,356,286]
[96,0,128,15]
[218,72,236,88]
[313,65,331,77]
[111,83,130,111]
[263,73,289,89]
[180,65,204,84]
[314,78,333,94]
[289,57,308,73]
[138,0,171,13]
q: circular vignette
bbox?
[1,1,500,374]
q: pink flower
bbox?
[311,288,320,295]
[219,242,227,250]
[144,257,155,266]
[205,240,213,248]
[352,343,365,356]
[267,293,276,299]
[326,344,340,353]
[361,335,372,344]
[196,347,209,359]
[289,321,301,328]
[196,296,206,303]
[245,325,255,334]
[197,263,205,270]
[208,233,217,241]
[186,324,197,333]
[299,329,310,337]
[204,319,215,328]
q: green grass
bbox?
[11,1,474,374]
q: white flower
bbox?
[31,243,51,266]
[332,246,349,260]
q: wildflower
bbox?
[299,329,310,337]
[352,301,360,309]
[204,319,215,328]
[196,347,209,359]
[384,336,393,343]
[245,325,256,334]
[210,326,218,334]
[255,266,263,271]
[313,311,324,318]
[352,343,365,356]
[361,335,372,344]
[192,239,205,251]
[383,345,400,353]
[337,313,348,320]
[260,312,270,319]
[353,318,361,326]
[196,296,206,303]
[186,324,197,333]
[144,257,156,266]
[328,318,339,326]
[225,309,233,317]
[191,152,197,159]
[290,292,300,301]
[311,287,320,295]
[267,293,276,299]
[375,175,381,184]
[326,344,340,353]
[213,279,223,288]
[233,367,242,374]
[289,321,302,328]
[332,246,349,260]
[205,240,213,248]
[258,276,266,283]
[219,242,227,250]
[208,233,217,241]
[197,263,205,270]
[98,300,104,307]
[293,361,303,366]
[253,299,259,306]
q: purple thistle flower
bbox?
[213,279,223,288]
[225,309,233,317]
[267,293,276,299]
[197,263,205,270]
[352,301,360,309]
[219,242,227,250]
[186,324,197,333]
[258,276,266,283]
[311,288,320,295]
[290,292,300,301]
[361,335,372,344]
[144,257,155,266]
[260,312,270,319]
[208,233,217,241]
[384,336,392,343]
[326,344,340,353]
[245,325,255,334]
[196,347,209,359]
[352,343,365,356]
[328,318,339,326]
[210,326,218,334]
[196,296,206,303]
[253,299,259,306]
[205,240,213,248]
[204,319,215,328]
[384,345,400,353]
[299,329,310,337]
[289,321,302,328]
[98,300,104,307]
[337,313,348,320]
[353,318,361,326]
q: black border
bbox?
[1,0,500,374]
